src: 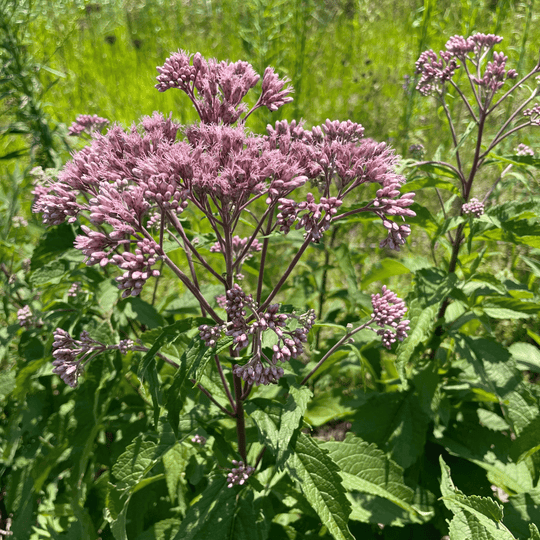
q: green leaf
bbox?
[286,433,354,540]
[279,386,312,461]
[361,258,411,288]
[0,369,16,399]
[134,518,181,540]
[395,299,439,383]
[334,243,358,293]
[171,476,237,539]
[509,342,540,373]
[121,297,165,328]
[165,338,208,437]
[111,434,176,491]
[30,223,76,271]
[401,174,460,194]
[510,417,540,463]
[482,298,540,320]
[29,258,70,286]
[350,390,430,469]
[503,488,540,539]
[320,433,424,521]
[529,524,540,540]
[440,457,517,540]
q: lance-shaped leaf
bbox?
[286,433,354,540]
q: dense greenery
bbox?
[1,1,539,539]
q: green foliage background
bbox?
[1,1,540,539]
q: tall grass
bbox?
[19,0,540,147]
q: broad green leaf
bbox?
[400,175,460,194]
[438,428,533,495]
[111,434,176,491]
[509,342,540,373]
[29,258,70,286]
[278,385,312,467]
[440,457,517,540]
[334,243,358,293]
[121,297,165,328]
[286,433,353,540]
[510,417,540,463]
[30,223,76,271]
[105,485,130,540]
[361,258,411,288]
[171,476,237,539]
[457,336,539,434]
[304,389,354,426]
[482,298,540,320]
[134,518,182,540]
[395,299,438,383]
[350,390,430,469]
[0,369,16,399]
[413,267,457,306]
[245,399,282,458]
[529,524,540,540]
[503,487,540,539]
[320,433,422,520]
[163,444,192,505]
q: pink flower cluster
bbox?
[276,194,343,241]
[33,51,415,308]
[199,284,316,385]
[416,33,517,97]
[51,328,136,387]
[524,104,540,126]
[370,286,410,349]
[462,198,485,218]
[226,460,255,488]
[515,143,534,157]
[17,305,33,328]
[155,50,292,124]
[210,235,263,261]
[68,114,109,136]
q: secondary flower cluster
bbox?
[17,305,33,328]
[370,286,410,349]
[515,143,534,157]
[68,114,110,136]
[51,328,136,387]
[415,33,518,98]
[155,50,293,124]
[199,284,316,385]
[462,198,485,218]
[226,460,255,488]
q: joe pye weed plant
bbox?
[31,49,414,539]
[2,31,540,540]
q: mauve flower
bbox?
[68,114,109,136]
[462,198,484,218]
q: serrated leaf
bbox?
[529,524,540,540]
[286,433,353,540]
[277,386,312,468]
[171,476,237,539]
[350,390,430,469]
[395,299,438,383]
[111,435,175,491]
[440,457,516,540]
[320,433,423,520]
